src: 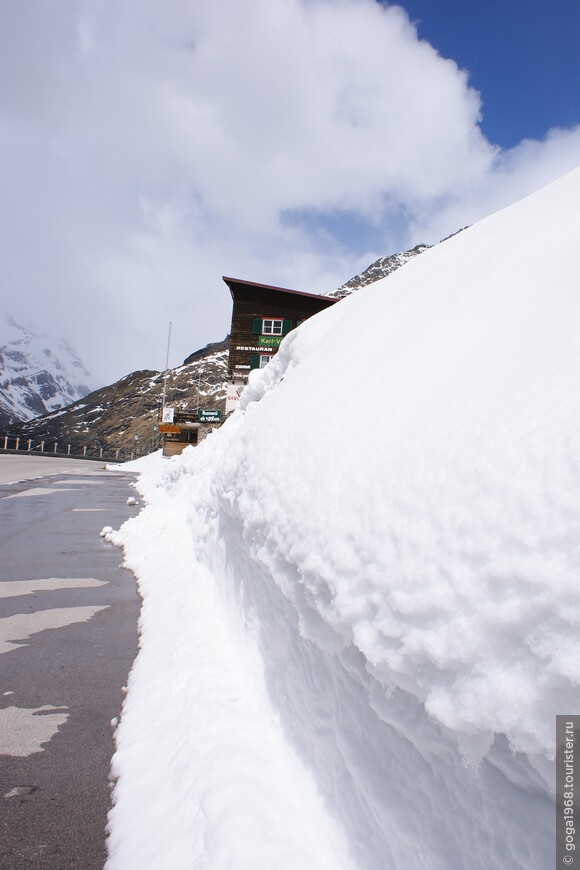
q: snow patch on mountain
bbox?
[0,318,97,423]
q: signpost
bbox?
[161,321,172,417]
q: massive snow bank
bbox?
[107,167,580,869]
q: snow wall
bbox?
[106,166,580,869]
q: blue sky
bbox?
[290,0,580,257]
[396,0,580,147]
[1,0,580,383]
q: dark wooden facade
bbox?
[224,276,337,383]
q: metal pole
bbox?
[196,367,203,415]
[161,321,172,416]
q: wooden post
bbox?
[83,446,87,457]
[54,442,58,454]
[15,437,20,451]
[67,444,71,455]
[40,441,44,453]
[28,439,31,451]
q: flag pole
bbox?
[161,321,172,417]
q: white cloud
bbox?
[411,124,580,244]
[0,0,579,383]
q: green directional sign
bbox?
[199,409,222,423]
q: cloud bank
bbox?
[1,0,579,383]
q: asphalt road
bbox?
[0,458,141,869]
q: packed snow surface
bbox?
[106,167,580,869]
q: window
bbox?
[252,318,293,336]
[249,352,274,370]
[262,318,283,335]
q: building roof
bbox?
[222,276,337,305]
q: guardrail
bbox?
[0,433,148,463]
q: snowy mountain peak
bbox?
[0,318,98,424]
[329,243,431,297]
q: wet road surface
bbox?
[0,461,141,869]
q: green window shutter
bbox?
[282,319,293,335]
[249,353,260,370]
[252,318,262,334]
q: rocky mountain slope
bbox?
[0,318,95,425]
[2,246,430,453]
[6,338,229,454]
[328,244,430,298]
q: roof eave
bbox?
[222,275,337,304]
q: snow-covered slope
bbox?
[0,319,96,423]
[106,166,580,869]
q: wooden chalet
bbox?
[223,276,337,413]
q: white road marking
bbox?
[0,705,69,758]
[0,606,109,655]
[0,455,108,485]
[53,480,104,486]
[71,508,108,512]
[0,578,108,599]
[3,488,74,499]
[4,786,37,798]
